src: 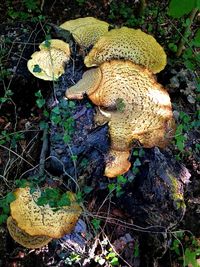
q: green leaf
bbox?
[176,135,186,151]
[193,29,200,47]
[168,43,178,53]
[63,134,71,143]
[36,197,49,206]
[108,183,116,192]
[91,218,101,231]
[117,175,127,184]
[0,214,8,224]
[5,192,16,203]
[35,90,42,98]
[39,120,48,130]
[134,158,141,167]
[168,0,196,18]
[83,186,93,194]
[36,98,45,108]
[2,204,10,214]
[184,248,198,267]
[57,194,71,206]
[52,106,60,115]
[68,101,76,109]
[110,257,119,266]
[15,179,28,188]
[134,242,140,257]
[106,252,117,259]
[33,64,42,73]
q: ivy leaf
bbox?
[33,64,42,73]
[91,218,101,231]
[168,0,196,18]
[184,248,198,267]
[6,192,16,203]
[192,29,200,47]
[0,214,8,224]
[57,194,71,206]
[36,98,45,108]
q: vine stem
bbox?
[176,8,199,57]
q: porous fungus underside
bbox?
[7,216,52,249]
[84,27,166,74]
[66,60,175,177]
[60,17,109,48]
[10,187,82,238]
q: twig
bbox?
[39,127,49,177]
[176,8,199,57]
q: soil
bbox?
[0,1,199,267]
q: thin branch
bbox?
[176,8,199,57]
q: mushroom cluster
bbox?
[64,20,175,178]
[27,17,175,178]
[7,187,81,248]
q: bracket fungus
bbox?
[60,17,109,48]
[66,60,175,178]
[84,27,166,74]
[10,187,82,239]
[27,39,70,80]
[7,216,52,249]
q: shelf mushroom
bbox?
[8,187,82,248]
[27,39,70,81]
[66,60,175,178]
[84,27,167,74]
[60,17,109,48]
[7,216,52,249]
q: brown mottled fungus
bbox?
[60,17,109,48]
[27,39,70,81]
[66,60,175,177]
[84,27,167,73]
[10,187,82,238]
[7,216,52,249]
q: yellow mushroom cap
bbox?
[60,17,109,48]
[27,39,70,81]
[10,187,82,238]
[66,60,175,177]
[39,39,70,56]
[7,216,52,249]
[84,27,167,73]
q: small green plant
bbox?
[50,99,76,143]
[174,110,199,158]
[6,0,42,21]
[170,231,200,267]
[0,192,16,224]
[168,0,200,69]
[108,175,127,197]
[62,252,82,265]
[95,244,119,267]
[91,218,101,231]
[35,187,72,209]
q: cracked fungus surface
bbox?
[66,60,175,177]
[84,27,166,73]
[60,17,109,48]
[10,187,82,238]
[7,216,52,249]
[27,39,70,81]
